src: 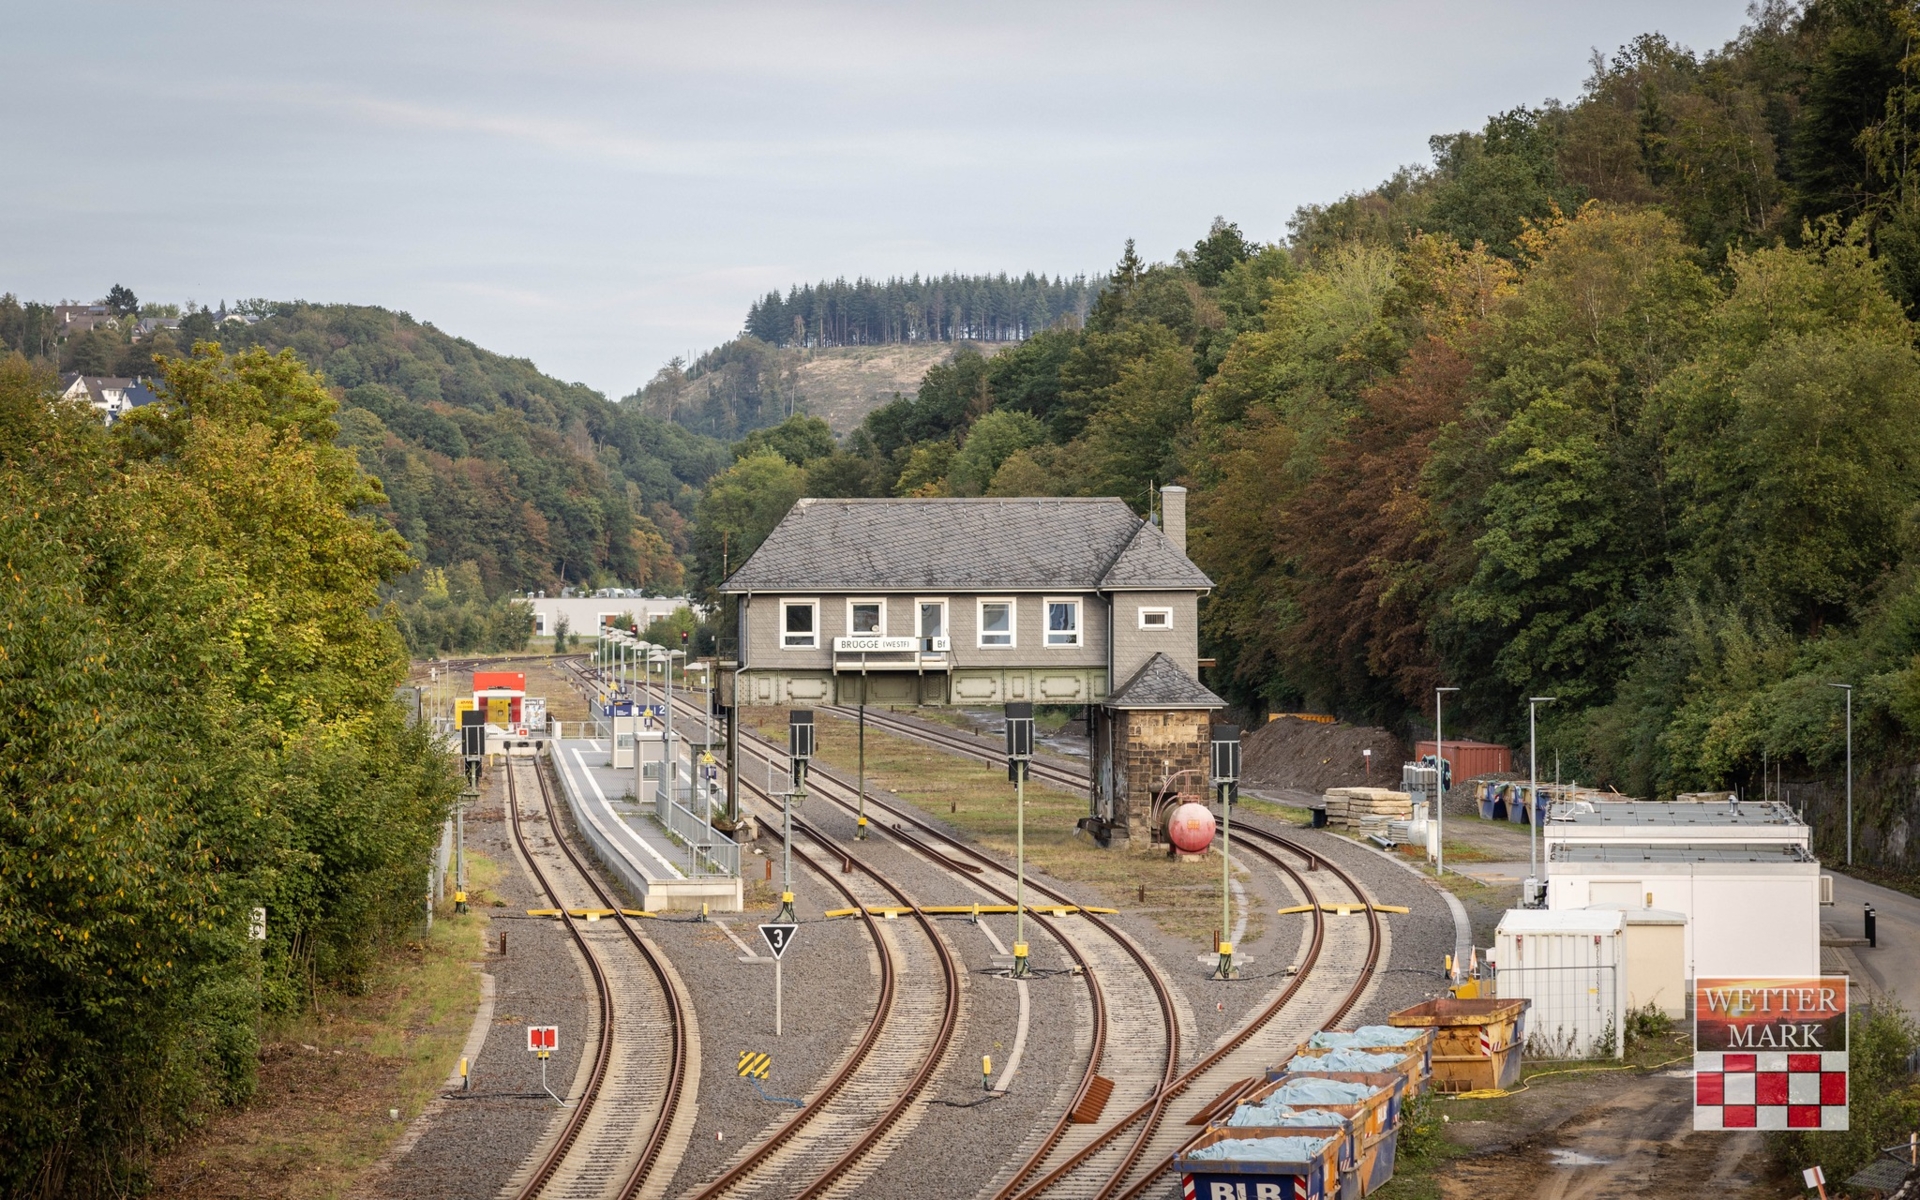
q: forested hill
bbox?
[688,2,1920,860]
[207,304,727,594]
[744,273,1099,347]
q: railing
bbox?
[658,794,740,877]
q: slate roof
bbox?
[723,497,1213,592]
[1106,652,1225,710]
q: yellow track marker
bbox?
[1276,903,1410,916]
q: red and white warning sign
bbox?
[1694,977,1848,1130]
[527,1025,558,1053]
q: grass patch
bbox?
[746,707,1251,948]
[147,855,499,1199]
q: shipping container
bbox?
[1493,908,1627,1059]
[1414,738,1511,779]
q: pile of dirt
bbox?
[1241,717,1408,795]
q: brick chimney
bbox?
[1160,484,1187,555]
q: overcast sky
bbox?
[5,1,1756,398]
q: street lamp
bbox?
[1006,702,1034,979]
[1527,697,1556,906]
[1435,687,1459,876]
[780,710,813,923]
[1212,724,1241,979]
[1829,683,1853,866]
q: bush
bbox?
[1769,1001,1920,1187]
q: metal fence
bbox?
[658,795,740,878]
[1491,963,1625,1059]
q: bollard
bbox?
[1137,884,1145,904]
[499,931,508,957]
[765,859,773,882]
[983,1055,992,1092]
[1865,903,1878,949]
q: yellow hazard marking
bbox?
[738,1051,771,1079]
[526,908,563,917]
[567,908,617,918]
[619,908,657,918]
[1275,903,1411,916]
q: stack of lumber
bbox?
[1321,787,1414,836]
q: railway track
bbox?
[807,704,1388,1199]
[711,708,1182,1200]
[570,670,1388,1199]
[686,775,963,1199]
[502,756,692,1200]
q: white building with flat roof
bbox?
[524,594,696,640]
[1544,800,1823,984]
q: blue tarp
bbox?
[1237,1108,1347,1128]
[1229,1079,1376,1123]
[1286,1049,1407,1073]
[1306,1026,1422,1051]
[1186,1135,1336,1163]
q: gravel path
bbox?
[363,769,589,1200]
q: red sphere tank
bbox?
[1165,802,1216,854]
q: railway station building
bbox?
[721,486,1224,848]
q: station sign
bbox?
[1694,976,1847,1130]
[833,636,918,653]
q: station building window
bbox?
[782,599,819,648]
[848,598,886,636]
[533,612,550,636]
[1138,606,1173,630]
[978,599,1015,648]
[918,599,947,651]
[1045,598,1081,647]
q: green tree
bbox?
[949,409,1046,495]
[691,451,807,592]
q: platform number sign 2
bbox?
[759,923,796,959]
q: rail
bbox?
[503,757,689,1200]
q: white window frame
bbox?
[1044,597,1082,648]
[846,597,887,638]
[977,597,1016,649]
[1138,606,1174,631]
[534,612,549,635]
[916,597,949,651]
[781,598,820,649]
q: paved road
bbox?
[1831,871,1920,1013]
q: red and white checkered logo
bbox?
[1694,1051,1848,1130]
[1694,977,1847,1132]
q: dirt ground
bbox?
[1434,1067,1772,1200]
[1242,717,1409,794]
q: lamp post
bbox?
[1829,683,1853,866]
[781,710,812,923]
[1006,702,1034,978]
[1527,696,1556,906]
[1212,724,1241,979]
[1435,686,1459,876]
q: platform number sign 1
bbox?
[1694,977,1848,1131]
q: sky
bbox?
[4,1,1758,399]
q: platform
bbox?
[547,737,742,912]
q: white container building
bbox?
[1542,800,1821,985]
[1494,908,1628,1059]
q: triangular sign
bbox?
[759,923,797,959]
